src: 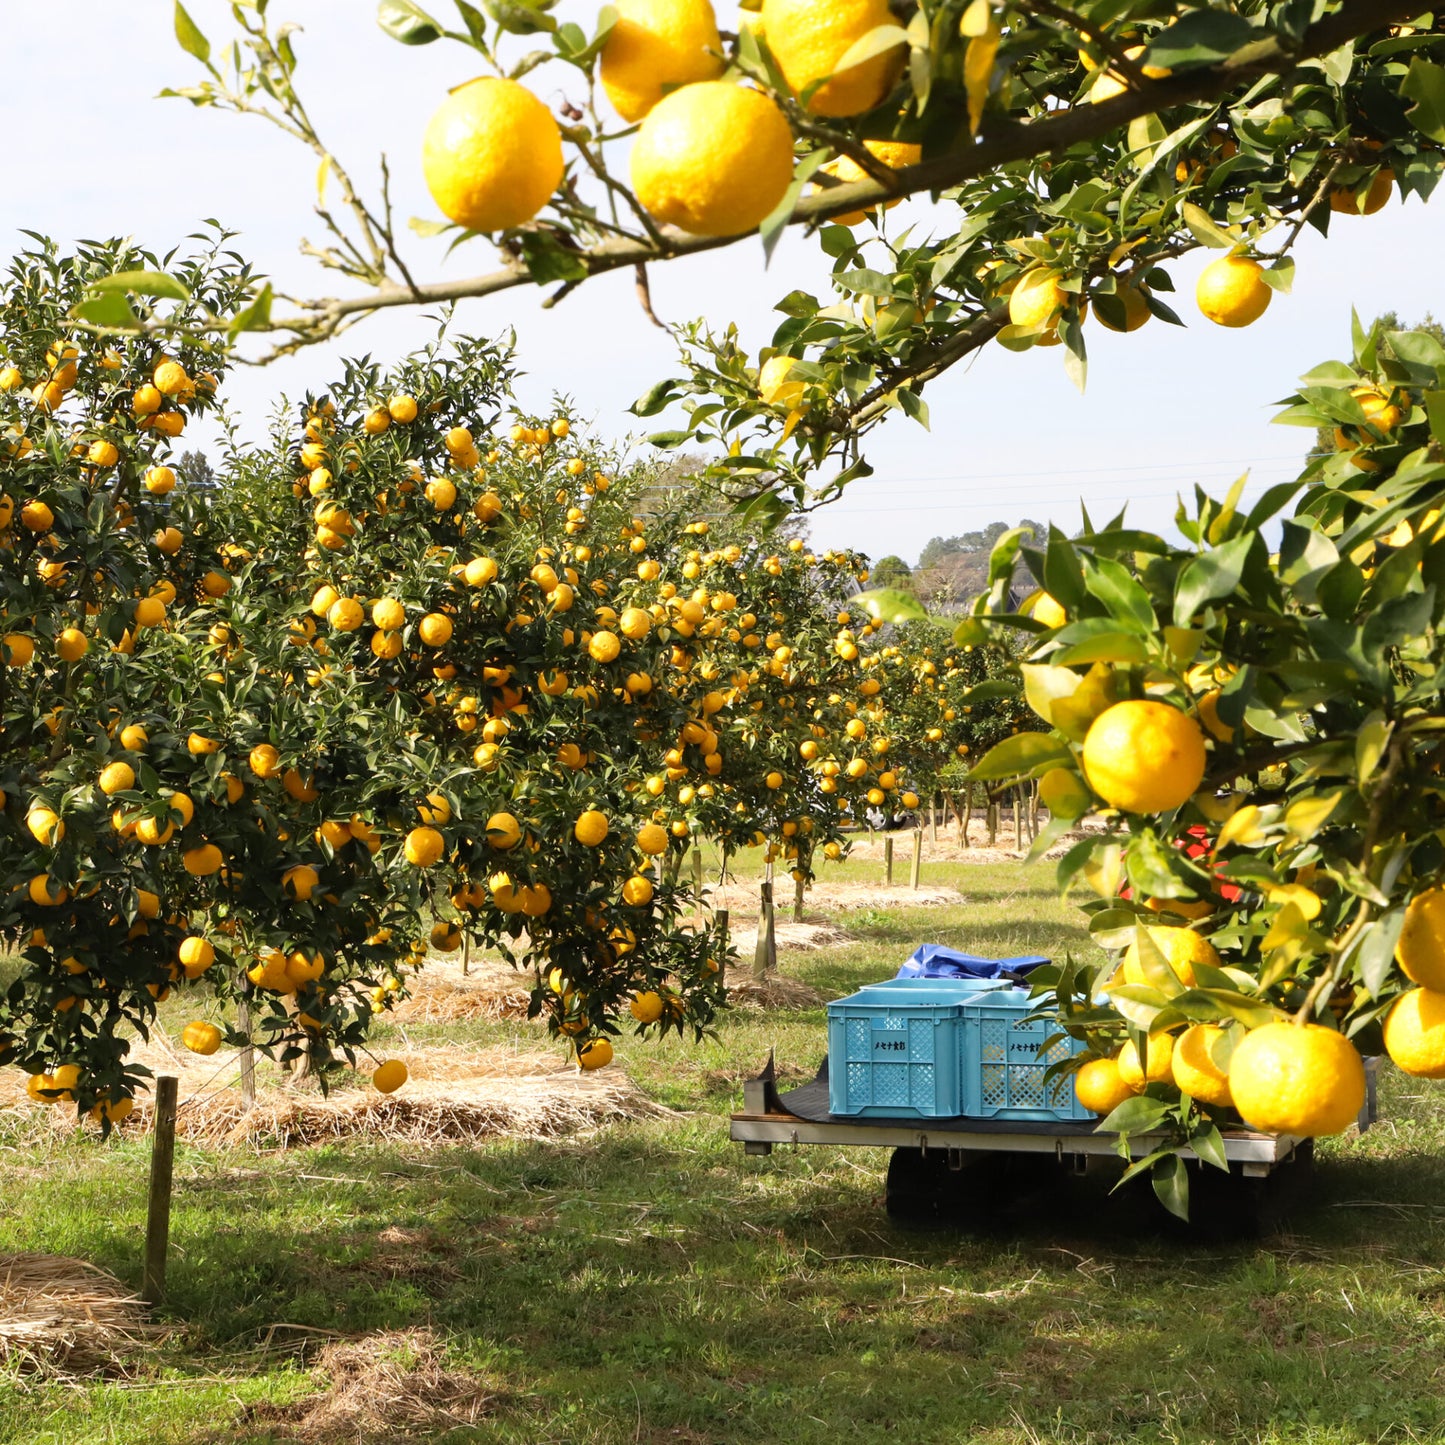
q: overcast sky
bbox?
[5,2,1440,565]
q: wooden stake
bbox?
[715,908,729,988]
[753,878,777,981]
[236,995,256,1110]
[462,930,471,978]
[910,828,923,890]
[143,1074,179,1306]
[794,870,805,923]
[884,834,894,886]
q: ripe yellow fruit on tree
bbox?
[1396,887,1445,990]
[1082,700,1206,814]
[422,77,563,233]
[631,82,795,237]
[574,809,610,846]
[1171,1023,1234,1107]
[762,0,904,117]
[599,0,725,122]
[1121,926,1221,988]
[373,1059,409,1093]
[1382,987,1445,1078]
[1073,1055,1136,1115]
[404,826,445,866]
[182,1021,222,1055]
[1196,255,1272,328]
[1228,1022,1364,1136]
[1117,1033,1174,1089]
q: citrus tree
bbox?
[963,315,1445,1214]
[157,1,1440,510]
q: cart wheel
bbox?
[884,1147,1061,1224]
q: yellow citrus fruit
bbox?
[1088,45,1171,104]
[421,77,563,232]
[1026,590,1068,628]
[637,822,669,856]
[27,806,65,845]
[373,1059,409,1094]
[182,1021,222,1055]
[599,0,724,122]
[55,627,88,662]
[419,612,453,647]
[1228,1022,1364,1136]
[1095,283,1152,333]
[1382,987,1445,1078]
[1117,1033,1174,1089]
[574,809,610,846]
[98,761,135,796]
[630,991,665,1024]
[372,596,405,631]
[814,139,921,224]
[486,811,522,850]
[249,743,281,779]
[404,825,446,866]
[1196,255,1272,328]
[119,724,148,752]
[1329,168,1393,215]
[178,936,215,978]
[1039,767,1090,820]
[578,1037,614,1070]
[589,630,622,662]
[1008,268,1068,330]
[1171,1023,1233,1107]
[1074,1055,1136,1115]
[631,81,795,237]
[762,0,904,116]
[1396,887,1445,990]
[622,874,655,907]
[183,843,223,876]
[1082,700,1207,814]
[1121,926,1221,988]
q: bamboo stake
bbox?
[910,828,923,889]
[884,834,894,886]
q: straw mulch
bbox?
[0,1040,675,1150]
[725,972,825,1010]
[240,1328,501,1443]
[0,1254,159,1379]
[391,953,535,1024]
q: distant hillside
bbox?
[912,521,1045,613]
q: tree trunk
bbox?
[752,876,777,981]
[960,788,973,848]
[987,798,999,848]
[793,870,805,922]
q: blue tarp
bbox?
[895,944,1050,980]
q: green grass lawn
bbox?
[4,857,1445,1445]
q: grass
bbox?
[4,855,1445,1444]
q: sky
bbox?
[4,1,1441,567]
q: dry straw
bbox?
[0,1041,675,1150]
[0,1253,159,1378]
[242,1328,499,1442]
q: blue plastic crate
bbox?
[859,976,1010,998]
[960,988,1090,1122]
[826,985,967,1118]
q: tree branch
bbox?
[263,0,1418,338]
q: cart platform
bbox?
[731,1053,1378,1179]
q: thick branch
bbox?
[267,0,1416,334]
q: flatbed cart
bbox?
[732,1053,1380,1227]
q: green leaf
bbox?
[1402,58,1445,143]
[1358,907,1405,998]
[1261,256,1295,294]
[1151,1153,1190,1221]
[87,269,191,302]
[73,293,141,330]
[482,0,558,35]
[854,588,928,624]
[1127,923,1187,998]
[174,1,211,63]
[646,430,690,449]
[227,282,273,339]
[518,231,588,282]
[1188,1122,1229,1172]
[1097,1094,1171,1134]
[1356,713,1391,785]
[1081,555,1153,633]
[832,23,907,74]
[759,153,820,264]
[1180,201,1236,249]
[632,378,682,418]
[1145,11,1255,69]
[1019,663,1081,726]
[968,732,1073,782]
[377,0,445,43]
[1104,984,1168,1031]
[1173,531,1255,627]
[1173,988,1279,1029]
